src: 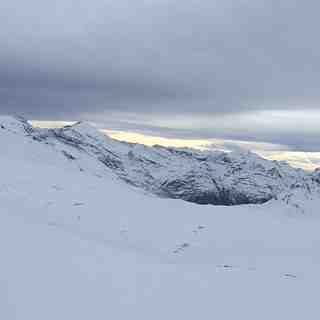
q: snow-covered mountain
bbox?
[4,115,318,208]
[2,115,320,319]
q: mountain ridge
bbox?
[2,115,320,208]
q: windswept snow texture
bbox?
[1,116,320,319]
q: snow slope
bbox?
[1,116,320,319]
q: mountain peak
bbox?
[56,120,113,146]
[67,121,99,132]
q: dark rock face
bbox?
[5,117,319,207]
[160,175,273,206]
[312,169,320,184]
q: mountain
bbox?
[2,115,320,319]
[12,116,317,208]
[2,116,320,210]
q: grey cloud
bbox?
[0,59,188,119]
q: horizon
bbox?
[30,119,320,171]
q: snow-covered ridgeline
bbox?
[2,115,320,208]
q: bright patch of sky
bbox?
[32,117,320,171]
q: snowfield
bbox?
[1,116,320,319]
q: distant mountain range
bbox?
[2,115,320,210]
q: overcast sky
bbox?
[1,0,320,150]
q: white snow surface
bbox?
[1,116,320,319]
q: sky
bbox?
[1,0,320,167]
